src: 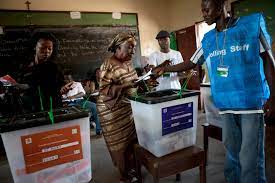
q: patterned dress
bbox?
[97,56,138,177]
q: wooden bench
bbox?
[134,144,206,183]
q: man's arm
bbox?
[164,46,204,72]
[259,29,275,118]
[260,29,275,70]
[164,61,197,72]
[67,92,85,100]
[259,28,275,88]
[63,82,86,100]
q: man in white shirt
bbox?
[148,30,184,91]
[61,79,85,102]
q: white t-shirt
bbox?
[62,81,86,101]
[149,49,184,91]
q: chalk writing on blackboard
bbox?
[0,26,141,80]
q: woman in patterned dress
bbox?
[97,32,139,182]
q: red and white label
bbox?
[21,125,83,173]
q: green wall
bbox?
[233,0,275,39]
[0,10,137,26]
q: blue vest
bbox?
[201,13,271,110]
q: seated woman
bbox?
[61,70,102,135]
[97,32,139,183]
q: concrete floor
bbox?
[90,112,226,183]
[0,112,274,183]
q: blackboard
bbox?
[0,26,141,80]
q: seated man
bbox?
[61,70,102,135]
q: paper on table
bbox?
[90,91,99,96]
[135,69,153,83]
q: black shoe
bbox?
[96,131,102,136]
[90,123,94,129]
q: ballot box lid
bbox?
[0,106,88,133]
[129,89,200,104]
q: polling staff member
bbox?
[148,30,184,91]
[154,0,275,182]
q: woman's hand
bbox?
[144,64,155,72]
[152,66,165,77]
[122,80,138,89]
[146,78,159,87]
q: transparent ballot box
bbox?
[129,89,199,157]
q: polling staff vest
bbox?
[201,13,271,110]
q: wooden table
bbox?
[134,144,206,183]
[202,123,222,164]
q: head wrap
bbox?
[108,32,135,53]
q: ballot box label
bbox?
[21,125,83,174]
[162,102,193,136]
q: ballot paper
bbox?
[0,75,17,86]
[90,91,99,96]
[135,69,153,83]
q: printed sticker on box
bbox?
[162,102,193,136]
[21,125,83,174]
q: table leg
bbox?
[176,173,181,181]
[199,158,206,183]
[134,150,142,183]
[202,123,209,165]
